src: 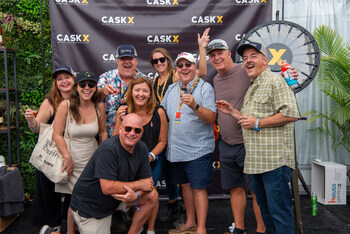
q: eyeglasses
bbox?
[78,81,96,88]
[151,57,166,65]
[122,125,143,134]
[177,62,192,69]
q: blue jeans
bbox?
[252,166,294,234]
[163,157,179,200]
[152,151,165,185]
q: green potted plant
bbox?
[305,25,350,179]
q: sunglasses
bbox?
[123,125,143,134]
[177,62,192,69]
[151,57,166,65]
[78,81,96,88]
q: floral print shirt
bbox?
[98,68,145,137]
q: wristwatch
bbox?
[193,103,200,111]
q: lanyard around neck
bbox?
[156,73,170,102]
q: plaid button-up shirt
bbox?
[241,68,300,174]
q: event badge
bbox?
[174,112,182,124]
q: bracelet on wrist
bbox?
[134,191,140,212]
[28,119,38,132]
[148,152,158,161]
[254,118,261,134]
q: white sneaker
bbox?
[147,230,155,234]
[53,226,61,233]
[39,225,53,234]
[228,222,235,232]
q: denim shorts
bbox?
[168,153,213,189]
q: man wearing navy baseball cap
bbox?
[236,42,268,58]
[216,41,300,234]
[97,44,146,137]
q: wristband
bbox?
[134,191,140,212]
[254,118,261,134]
[28,119,38,132]
[148,152,158,161]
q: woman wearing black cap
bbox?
[25,65,75,231]
[52,71,108,234]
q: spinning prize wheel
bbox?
[235,20,320,94]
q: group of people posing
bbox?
[25,28,299,234]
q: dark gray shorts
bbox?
[219,140,254,192]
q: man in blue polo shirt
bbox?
[161,52,216,234]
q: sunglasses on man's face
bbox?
[151,57,166,65]
[177,62,192,69]
[78,81,96,89]
[123,125,143,134]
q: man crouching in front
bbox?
[70,113,158,234]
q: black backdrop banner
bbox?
[49,0,272,196]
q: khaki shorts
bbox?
[72,210,112,234]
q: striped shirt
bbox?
[161,77,216,162]
[241,68,300,174]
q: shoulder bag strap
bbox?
[64,100,71,151]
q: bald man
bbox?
[70,114,158,234]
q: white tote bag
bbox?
[29,105,71,184]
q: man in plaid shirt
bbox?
[216,42,299,234]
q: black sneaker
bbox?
[233,227,246,234]
[159,200,180,222]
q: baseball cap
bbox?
[75,71,98,84]
[116,44,138,58]
[237,42,268,58]
[175,52,196,65]
[206,39,229,55]
[53,65,75,79]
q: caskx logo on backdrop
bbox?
[55,0,88,4]
[192,16,223,25]
[56,34,90,43]
[101,16,135,25]
[147,34,179,44]
[146,0,179,7]
[234,0,267,4]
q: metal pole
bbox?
[40,0,45,95]
[282,0,285,21]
